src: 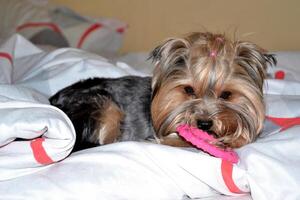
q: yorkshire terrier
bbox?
[49,32,276,151]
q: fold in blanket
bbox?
[0,35,299,199]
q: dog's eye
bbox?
[219,91,232,100]
[184,86,195,95]
[175,57,185,66]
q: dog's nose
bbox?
[197,120,213,131]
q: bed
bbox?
[0,1,300,200]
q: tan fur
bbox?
[151,32,275,148]
[158,134,192,147]
[91,100,124,145]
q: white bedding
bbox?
[0,34,300,200]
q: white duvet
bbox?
[0,34,299,200]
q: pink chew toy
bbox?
[176,124,239,163]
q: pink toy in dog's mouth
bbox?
[176,124,239,163]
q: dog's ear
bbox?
[263,53,277,66]
[149,38,190,97]
[234,41,277,89]
[148,39,172,64]
[149,38,189,67]
[149,43,163,63]
[149,38,191,100]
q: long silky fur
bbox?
[150,32,276,148]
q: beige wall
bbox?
[50,0,300,53]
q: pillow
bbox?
[0,0,50,40]
[0,0,127,56]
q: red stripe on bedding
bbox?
[221,160,244,194]
[77,23,103,48]
[266,116,300,131]
[30,138,53,165]
[0,52,13,65]
[16,22,62,34]
[116,27,125,33]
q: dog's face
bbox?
[150,32,276,148]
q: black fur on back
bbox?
[49,76,155,151]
